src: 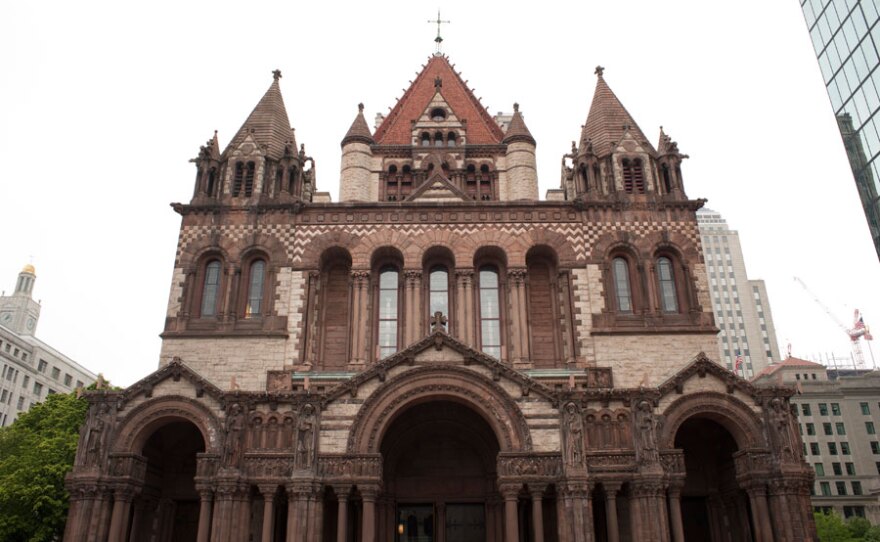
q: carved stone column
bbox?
[629,480,669,542]
[604,483,622,542]
[507,268,529,364]
[500,484,521,542]
[63,486,85,542]
[530,485,547,542]
[667,485,684,542]
[404,270,422,345]
[361,486,379,542]
[211,483,236,542]
[349,271,370,366]
[107,485,137,542]
[335,486,350,542]
[456,269,475,346]
[309,487,325,542]
[744,483,774,542]
[258,486,275,542]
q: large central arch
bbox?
[347,365,532,453]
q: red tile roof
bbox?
[752,357,825,380]
[374,55,505,146]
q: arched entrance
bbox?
[130,420,206,542]
[381,400,501,542]
[674,418,754,542]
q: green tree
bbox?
[0,391,88,541]
[849,517,873,539]
[815,510,857,542]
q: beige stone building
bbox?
[64,57,816,542]
[755,357,880,522]
[0,265,96,426]
[697,208,781,377]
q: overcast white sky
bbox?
[1,1,878,386]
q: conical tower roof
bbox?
[502,103,535,145]
[374,55,505,145]
[222,70,295,160]
[580,67,655,157]
[341,103,374,146]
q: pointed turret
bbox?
[222,70,295,161]
[340,103,375,201]
[503,103,536,146]
[341,103,374,147]
[580,66,655,158]
[504,103,538,200]
[655,126,688,198]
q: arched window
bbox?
[421,132,431,146]
[579,164,589,192]
[319,250,352,370]
[465,164,477,199]
[434,131,444,147]
[612,257,633,313]
[244,162,256,197]
[207,168,217,197]
[201,260,222,317]
[661,164,672,194]
[245,259,265,317]
[479,164,493,200]
[288,166,298,194]
[621,158,645,194]
[377,267,399,358]
[401,165,413,199]
[429,266,449,330]
[386,165,399,201]
[656,257,679,313]
[447,132,457,147]
[431,108,447,121]
[233,162,244,196]
[275,166,284,194]
[526,248,561,367]
[479,266,502,358]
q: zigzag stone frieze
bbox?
[176,221,700,265]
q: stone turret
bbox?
[503,103,538,200]
[339,103,374,202]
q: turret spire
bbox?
[580,66,654,157]
[222,70,295,161]
[341,102,375,147]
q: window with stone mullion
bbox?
[378,268,399,359]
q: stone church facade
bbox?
[64,56,817,542]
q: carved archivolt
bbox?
[346,365,532,453]
[111,395,223,455]
[659,391,766,449]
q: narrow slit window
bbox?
[246,260,265,317]
[378,268,399,358]
[479,266,501,358]
[613,258,632,313]
[657,257,678,313]
[201,261,222,317]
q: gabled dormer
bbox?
[189,70,316,206]
[412,84,467,148]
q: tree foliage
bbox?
[815,511,880,542]
[0,391,88,542]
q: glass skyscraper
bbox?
[801,0,880,259]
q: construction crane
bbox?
[794,277,873,368]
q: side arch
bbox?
[111,396,223,455]
[659,391,767,450]
[346,365,532,453]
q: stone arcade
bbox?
[64,56,817,541]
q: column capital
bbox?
[359,484,381,501]
[498,483,522,499]
[603,481,623,496]
[332,485,351,501]
[258,484,278,498]
[528,484,548,498]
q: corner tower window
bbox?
[612,257,632,313]
[201,261,222,317]
[657,257,678,313]
[479,266,501,358]
[244,162,255,197]
[622,158,645,194]
[246,260,265,317]
[378,267,399,358]
[233,162,244,196]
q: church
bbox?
[63,52,817,542]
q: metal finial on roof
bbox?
[272,69,282,81]
[428,10,451,54]
[513,102,520,112]
[358,103,364,113]
[594,66,604,77]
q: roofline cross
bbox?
[428,10,451,53]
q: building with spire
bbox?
[64,55,816,542]
[0,265,97,426]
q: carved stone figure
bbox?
[84,403,111,466]
[768,397,795,461]
[564,402,585,466]
[296,404,316,468]
[635,400,659,464]
[224,403,245,468]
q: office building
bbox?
[0,265,97,426]
[800,0,880,259]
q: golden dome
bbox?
[21,264,35,275]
